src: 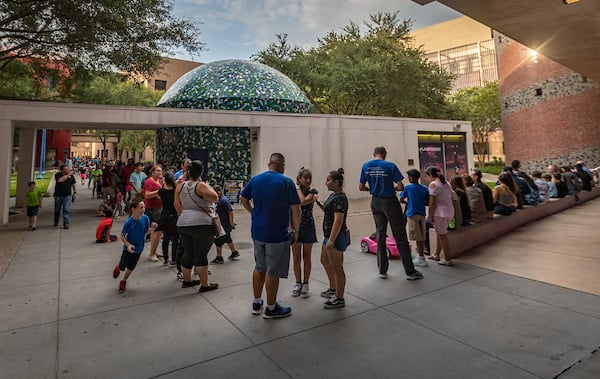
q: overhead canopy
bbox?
[413,0,600,82]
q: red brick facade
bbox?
[497,37,600,170]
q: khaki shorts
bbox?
[407,214,426,241]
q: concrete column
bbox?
[0,120,14,225]
[15,128,37,208]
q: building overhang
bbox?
[412,0,600,82]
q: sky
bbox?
[170,0,462,63]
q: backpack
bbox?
[556,180,568,198]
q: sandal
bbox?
[438,260,454,266]
[427,255,440,261]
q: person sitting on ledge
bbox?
[493,172,518,216]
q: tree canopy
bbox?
[449,81,501,165]
[0,0,203,77]
[253,12,454,118]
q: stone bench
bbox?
[429,186,600,259]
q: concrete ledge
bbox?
[430,186,600,259]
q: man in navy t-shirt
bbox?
[241,153,300,319]
[359,146,423,281]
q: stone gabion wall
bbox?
[156,126,251,186]
[522,146,600,174]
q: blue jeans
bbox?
[54,195,72,226]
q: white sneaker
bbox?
[291,282,301,297]
[413,256,428,267]
[301,283,309,298]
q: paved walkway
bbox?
[1,185,599,378]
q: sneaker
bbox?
[181,280,201,288]
[148,255,159,262]
[379,273,388,279]
[228,250,240,259]
[301,283,309,298]
[406,270,424,281]
[210,256,224,265]
[291,282,302,297]
[118,280,126,293]
[413,256,428,267]
[199,283,218,292]
[320,288,336,298]
[163,260,169,265]
[169,261,177,267]
[63,224,70,229]
[176,272,184,281]
[112,265,121,279]
[252,300,264,315]
[324,296,345,309]
[263,303,292,319]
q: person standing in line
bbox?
[210,185,240,264]
[143,165,163,262]
[399,169,430,267]
[425,166,455,266]
[316,168,350,309]
[241,153,300,319]
[53,164,77,229]
[174,158,191,183]
[23,180,43,230]
[290,168,318,298]
[112,198,158,293]
[174,160,219,292]
[129,162,147,201]
[358,146,423,280]
[120,158,136,202]
[157,171,179,265]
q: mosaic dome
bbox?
[157,59,312,113]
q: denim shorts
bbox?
[323,229,351,252]
[253,240,291,278]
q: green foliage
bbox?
[480,164,504,176]
[69,74,163,106]
[253,12,454,118]
[118,130,156,161]
[0,0,203,78]
[0,60,45,99]
[449,82,501,165]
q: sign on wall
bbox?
[224,179,244,204]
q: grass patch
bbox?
[10,171,55,198]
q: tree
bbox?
[449,81,501,166]
[253,12,454,118]
[69,73,164,106]
[0,0,203,78]
[118,130,155,161]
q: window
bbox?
[155,80,167,91]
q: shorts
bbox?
[323,229,351,252]
[145,208,162,223]
[433,216,452,235]
[118,250,141,271]
[253,239,291,278]
[297,227,318,244]
[407,215,426,241]
[214,232,233,247]
[26,205,39,217]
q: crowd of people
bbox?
[25,152,596,319]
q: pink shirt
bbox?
[429,180,454,218]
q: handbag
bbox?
[183,182,226,238]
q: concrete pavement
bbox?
[1,185,599,378]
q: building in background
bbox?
[410,16,504,162]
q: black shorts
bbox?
[118,250,141,271]
[26,206,39,217]
[214,232,233,247]
[297,227,317,244]
[145,208,162,223]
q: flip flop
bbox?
[427,255,440,261]
[438,260,454,266]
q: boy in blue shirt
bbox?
[210,185,240,264]
[112,198,157,293]
[400,169,429,267]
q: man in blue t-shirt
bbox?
[241,153,300,319]
[359,146,422,281]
